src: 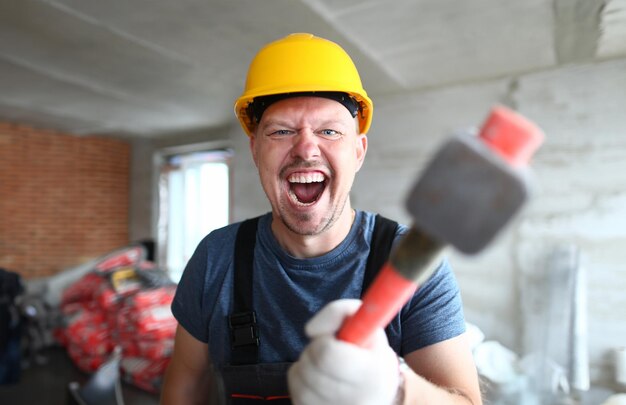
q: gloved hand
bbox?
[288,299,400,405]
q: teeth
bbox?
[287,172,325,183]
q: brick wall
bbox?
[0,122,130,278]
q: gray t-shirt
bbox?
[172,210,465,367]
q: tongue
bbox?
[291,182,324,204]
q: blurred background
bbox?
[1,0,625,404]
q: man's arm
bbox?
[402,333,482,405]
[160,324,214,405]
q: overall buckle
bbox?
[229,311,260,348]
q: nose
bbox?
[290,129,321,160]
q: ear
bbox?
[355,134,368,172]
[249,134,259,167]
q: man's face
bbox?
[250,96,367,236]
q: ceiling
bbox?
[1,0,625,139]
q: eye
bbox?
[269,129,293,136]
[319,129,341,138]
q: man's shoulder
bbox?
[196,217,250,255]
[359,210,408,236]
[205,213,270,241]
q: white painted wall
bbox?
[355,57,626,388]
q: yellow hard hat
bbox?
[234,33,373,136]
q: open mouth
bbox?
[287,172,327,206]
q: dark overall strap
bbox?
[229,216,262,366]
[362,214,399,342]
[362,214,399,292]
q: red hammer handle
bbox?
[336,263,418,347]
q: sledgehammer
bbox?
[337,105,544,347]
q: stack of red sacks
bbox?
[116,283,176,392]
[59,272,113,372]
[57,245,177,394]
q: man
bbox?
[161,33,482,405]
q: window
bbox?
[158,149,232,282]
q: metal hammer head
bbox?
[405,106,544,254]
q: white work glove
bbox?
[288,299,400,405]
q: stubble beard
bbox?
[277,192,349,237]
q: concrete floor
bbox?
[0,347,160,405]
[2,346,620,405]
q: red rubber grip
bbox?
[337,262,418,347]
